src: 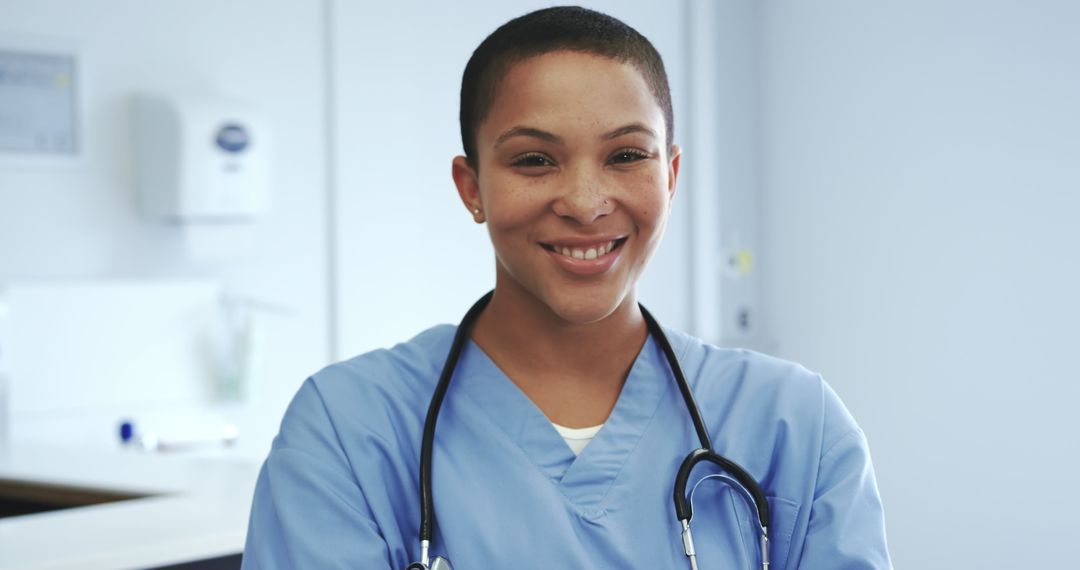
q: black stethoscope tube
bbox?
[414,291,770,565]
[418,290,494,543]
[638,307,770,530]
[638,305,713,451]
[675,449,770,529]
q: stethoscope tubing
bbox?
[638,305,771,530]
[676,448,770,528]
[418,290,494,542]
[414,291,771,567]
[637,304,714,451]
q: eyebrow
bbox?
[601,123,657,141]
[494,126,562,147]
[493,123,658,148]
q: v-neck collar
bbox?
[454,333,673,511]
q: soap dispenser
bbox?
[131,94,271,222]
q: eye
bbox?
[608,148,651,165]
[510,152,555,168]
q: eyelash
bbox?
[510,149,651,169]
[510,152,554,168]
[609,148,650,164]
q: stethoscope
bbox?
[406,292,771,570]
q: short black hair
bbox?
[459,6,674,165]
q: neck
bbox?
[469,277,649,427]
[475,289,646,372]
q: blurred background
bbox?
[0,0,1077,568]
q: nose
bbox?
[550,165,615,225]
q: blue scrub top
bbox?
[243,325,891,569]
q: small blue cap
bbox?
[119,420,135,443]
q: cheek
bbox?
[627,173,670,226]
[479,176,548,232]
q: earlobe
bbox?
[452,156,485,223]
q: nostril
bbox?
[552,198,614,224]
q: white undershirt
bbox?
[551,422,604,456]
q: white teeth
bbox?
[550,240,620,260]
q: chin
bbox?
[541,285,630,325]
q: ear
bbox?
[666,144,682,201]
[452,155,486,223]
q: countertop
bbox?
[0,443,260,570]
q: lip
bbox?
[540,236,626,276]
[540,234,627,248]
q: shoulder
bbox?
[664,327,820,396]
[312,324,456,400]
[274,324,457,448]
[663,328,861,448]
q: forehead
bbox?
[479,51,665,142]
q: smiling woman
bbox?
[242,6,891,570]
[454,49,678,339]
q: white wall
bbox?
[331,0,693,358]
[0,0,704,456]
[0,0,329,457]
[759,1,1080,566]
[692,0,763,347]
[9,3,1070,564]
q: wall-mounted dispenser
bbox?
[132,95,270,222]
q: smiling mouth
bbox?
[540,238,627,260]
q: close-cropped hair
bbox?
[459,5,674,165]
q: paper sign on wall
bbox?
[0,48,78,156]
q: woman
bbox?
[243,7,891,569]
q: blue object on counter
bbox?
[119,420,135,444]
